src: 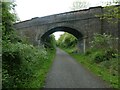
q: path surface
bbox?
[44,48,110,88]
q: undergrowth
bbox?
[2,40,56,88]
[2,1,56,88]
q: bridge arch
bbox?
[41,26,83,41]
[40,26,85,53]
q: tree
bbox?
[2,1,17,34]
[44,34,56,49]
[57,32,77,48]
[2,1,21,43]
[99,0,120,24]
[71,0,89,11]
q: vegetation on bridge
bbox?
[2,1,56,88]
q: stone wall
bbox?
[14,5,119,52]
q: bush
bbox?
[90,33,118,51]
[2,1,56,88]
[2,40,55,88]
[93,51,105,63]
[93,49,118,63]
[105,49,117,58]
[85,50,91,55]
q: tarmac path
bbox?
[44,48,110,88]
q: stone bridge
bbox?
[14,6,119,53]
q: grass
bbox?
[28,49,56,88]
[62,48,119,88]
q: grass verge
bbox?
[62,48,119,88]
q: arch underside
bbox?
[41,26,83,41]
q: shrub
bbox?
[105,49,117,58]
[90,33,118,51]
[93,49,118,63]
[2,40,54,88]
[85,50,91,55]
[93,51,105,63]
[2,1,56,88]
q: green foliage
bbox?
[93,51,106,63]
[88,33,118,63]
[44,34,56,49]
[2,1,17,35]
[61,33,119,88]
[57,32,77,48]
[96,0,120,24]
[90,33,114,50]
[102,6,120,24]
[2,40,55,88]
[99,58,118,76]
[64,48,118,88]
[2,1,56,88]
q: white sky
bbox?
[15,0,112,40]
